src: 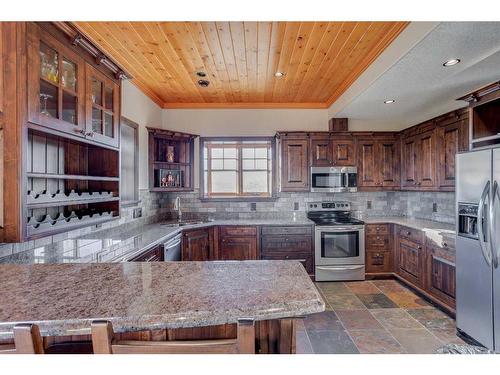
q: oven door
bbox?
[315,226,365,266]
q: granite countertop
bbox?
[0,218,314,264]
[0,260,325,339]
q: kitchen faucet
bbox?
[173,196,182,222]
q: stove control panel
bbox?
[308,201,351,211]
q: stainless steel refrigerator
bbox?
[456,147,500,352]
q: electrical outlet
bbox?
[133,207,142,218]
[432,202,438,212]
[294,202,299,211]
[367,200,372,209]
[250,203,257,211]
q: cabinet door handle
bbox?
[406,231,411,235]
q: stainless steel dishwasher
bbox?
[163,233,182,261]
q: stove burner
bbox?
[306,201,364,226]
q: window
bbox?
[120,117,139,206]
[201,137,275,199]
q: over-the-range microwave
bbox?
[310,166,357,193]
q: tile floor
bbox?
[297,279,464,354]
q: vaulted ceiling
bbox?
[74,22,408,108]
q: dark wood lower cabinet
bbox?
[366,223,456,314]
[129,245,164,262]
[182,227,213,261]
[219,232,258,260]
[395,237,425,287]
[425,242,456,309]
[260,226,314,276]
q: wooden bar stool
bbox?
[91,319,256,354]
[11,323,45,354]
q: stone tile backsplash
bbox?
[163,190,455,224]
[0,188,455,259]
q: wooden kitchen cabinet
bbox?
[424,241,456,309]
[395,234,425,287]
[85,64,120,148]
[436,109,469,190]
[260,226,314,276]
[182,227,213,261]
[280,137,309,191]
[357,135,400,189]
[27,23,87,138]
[365,224,393,274]
[310,136,331,167]
[401,127,437,190]
[310,136,356,167]
[218,226,258,261]
[129,244,164,262]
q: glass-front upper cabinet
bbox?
[86,63,120,148]
[27,23,85,136]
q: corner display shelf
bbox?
[147,127,198,192]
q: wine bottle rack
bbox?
[27,210,114,237]
[27,189,117,208]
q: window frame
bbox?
[199,136,277,202]
[120,116,140,207]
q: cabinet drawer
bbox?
[261,251,314,275]
[219,226,257,237]
[261,225,312,236]
[366,250,392,273]
[397,225,423,244]
[261,235,312,254]
[366,224,390,235]
[366,234,390,250]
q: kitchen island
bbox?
[0,260,324,354]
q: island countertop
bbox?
[0,260,324,339]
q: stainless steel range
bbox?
[307,201,365,281]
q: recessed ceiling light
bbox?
[197,79,210,87]
[274,72,286,78]
[384,99,395,104]
[443,59,461,67]
[196,71,207,77]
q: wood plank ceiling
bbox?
[73,22,408,109]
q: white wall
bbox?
[121,80,162,189]
[161,108,329,188]
[162,108,329,136]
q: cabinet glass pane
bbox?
[104,112,113,137]
[62,92,77,124]
[92,107,103,134]
[91,78,102,106]
[105,86,114,111]
[40,42,58,84]
[39,80,58,118]
[62,58,77,91]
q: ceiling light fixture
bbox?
[197,79,210,87]
[196,71,207,77]
[274,72,286,78]
[384,99,395,104]
[443,58,461,67]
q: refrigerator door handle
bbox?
[490,180,500,268]
[478,180,492,267]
